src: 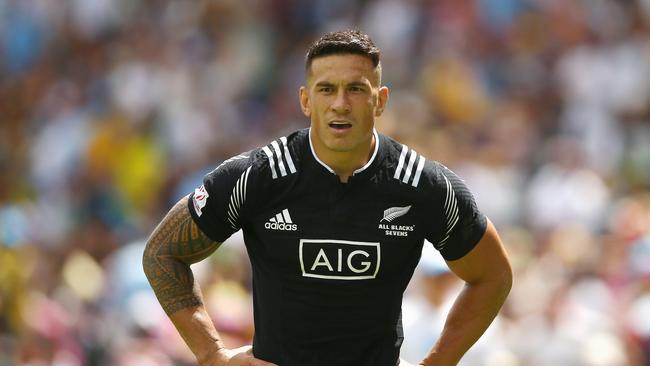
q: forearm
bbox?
[170,303,228,365]
[144,256,224,362]
[143,196,225,362]
[421,277,511,366]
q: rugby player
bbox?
[143,30,513,366]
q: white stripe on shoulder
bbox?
[271,140,288,177]
[227,166,252,231]
[394,144,408,179]
[401,149,418,184]
[264,137,298,179]
[262,146,278,179]
[411,156,425,187]
[394,145,425,187]
[280,136,297,174]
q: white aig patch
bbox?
[192,185,209,217]
[299,239,380,280]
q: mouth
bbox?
[328,121,352,130]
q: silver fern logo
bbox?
[381,205,411,223]
[378,206,415,237]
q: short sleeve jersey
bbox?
[188,128,487,366]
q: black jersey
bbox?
[188,128,487,366]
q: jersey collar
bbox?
[308,128,380,176]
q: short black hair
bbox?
[305,30,380,71]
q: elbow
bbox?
[503,257,513,287]
[498,262,514,301]
[478,260,513,303]
[142,239,157,282]
[503,270,513,299]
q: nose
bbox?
[331,89,350,114]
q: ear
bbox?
[375,86,390,117]
[299,86,311,117]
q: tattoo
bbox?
[143,196,222,315]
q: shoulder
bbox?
[190,129,308,228]
[206,129,308,184]
[251,128,307,181]
[378,133,447,192]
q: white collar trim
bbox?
[308,128,380,176]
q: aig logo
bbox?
[299,239,381,280]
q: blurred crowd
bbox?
[1,0,650,365]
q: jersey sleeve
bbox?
[187,153,257,243]
[424,162,487,261]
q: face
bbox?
[300,54,389,159]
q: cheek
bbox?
[313,98,331,115]
[363,97,377,113]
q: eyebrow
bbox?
[315,81,335,87]
[314,80,370,88]
[347,81,369,88]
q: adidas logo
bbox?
[264,208,298,231]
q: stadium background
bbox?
[1,0,650,365]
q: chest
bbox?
[245,180,426,281]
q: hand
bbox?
[202,345,278,366]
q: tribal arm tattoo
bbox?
[142,195,222,315]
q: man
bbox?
[143,30,512,366]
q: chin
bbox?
[325,144,353,153]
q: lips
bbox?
[329,121,352,130]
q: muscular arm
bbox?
[420,219,513,366]
[143,195,222,314]
[142,195,225,363]
[143,196,276,366]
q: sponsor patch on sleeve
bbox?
[192,185,209,217]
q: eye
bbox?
[349,85,365,93]
[318,86,333,93]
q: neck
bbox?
[310,130,376,183]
